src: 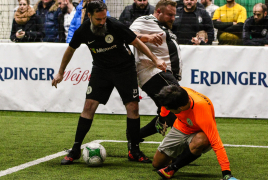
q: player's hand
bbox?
[154,59,167,72]
[148,33,163,47]
[191,37,201,45]
[52,73,64,88]
[155,117,168,136]
[16,31,25,39]
[217,19,221,22]
[233,22,237,25]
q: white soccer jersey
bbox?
[130,14,182,87]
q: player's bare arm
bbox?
[52,46,76,88]
[134,32,164,47]
[130,38,167,72]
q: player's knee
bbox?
[152,159,161,169]
[125,101,139,115]
[191,132,209,149]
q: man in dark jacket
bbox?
[34,0,61,42]
[119,0,155,28]
[243,3,268,46]
[172,0,214,45]
[58,0,79,42]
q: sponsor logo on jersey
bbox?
[90,45,117,54]
[88,40,95,44]
[105,34,114,43]
[187,118,193,126]
[261,29,267,36]
[191,69,268,87]
[86,86,92,94]
[90,48,97,53]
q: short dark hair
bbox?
[87,0,107,15]
[155,0,177,11]
[254,3,267,12]
[155,85,189,110]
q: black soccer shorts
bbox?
[86,65,139,105]
[141,70,180,110]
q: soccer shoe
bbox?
[157,165,175,179]
[221,174,239,180]
[128,150,152,163]
[61,149,81,165]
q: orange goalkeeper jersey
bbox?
[160,87,230,171]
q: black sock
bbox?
[139,116,158,139]
[127,117,140,152]
[171,146,201,171]
[72,116,93,150]
[222,170,232,177]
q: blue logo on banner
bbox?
[191,69,268,87]
[0,67,54,81]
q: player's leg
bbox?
[114,66,151,163]
[153,127,187,178]
[61,66,114,165]
[157,131,211,178]
[139,71,179,139]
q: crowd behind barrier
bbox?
[0,0,267,45]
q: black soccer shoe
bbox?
[128,150,152,163]
[61,149,81,165]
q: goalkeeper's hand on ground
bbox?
[155,117,168,136]
[221,174,239,180]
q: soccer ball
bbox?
[82,143,106,166]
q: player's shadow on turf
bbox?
[157,172,218,180]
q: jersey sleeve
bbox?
[195,104,230,171]
[129,17,145,33]
[237,6,247,23]
[69,24,85,49]
[116,20,137,44]
[212,7,221,20]
[160,106,170,117]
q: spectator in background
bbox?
[172,0,214,45]
[201,0,219,41]
[243,3,268,46]
[34,0,60,42]
[66,0,110,43]
[10,0,45,42]
[191,30,209,45]
[58,0,78,42]
[212,0,247,45]
[119,0,155,28]
[200,0,219,17]
[176,0,205,9]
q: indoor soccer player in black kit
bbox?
[52,0,166,165]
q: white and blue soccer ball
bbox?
[82,143,106,166]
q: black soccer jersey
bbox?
[69,17,137,69]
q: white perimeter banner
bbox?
[0,43,267,119]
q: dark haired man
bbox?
[128,0,181,150]
[172,0,214,45]
[119,0,155,28]
[52,0,167,165]
[153,85,238,180]
[243,3,268,46]
[58,0,78,42]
